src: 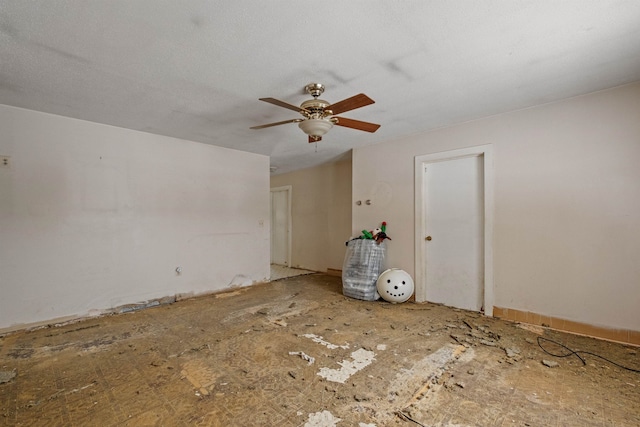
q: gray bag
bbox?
[342,239,386,301]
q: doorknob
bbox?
[425,236,432,241]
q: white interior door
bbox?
[423,155,484,311]
[270,186,291,266]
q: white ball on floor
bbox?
[376,268,414,303]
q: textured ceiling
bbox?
[1,1,640,174]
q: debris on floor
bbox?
[389,344,470,409]
[516,323,546,335]
[1,274,638,426]
[181,360,216,397]
[0,370,16,384]
[304,410,343,427]
[505,347,521,358]
[272,318,288,327]
[301,333,349,350]
[289,351,315,365]
[317,348,376,383]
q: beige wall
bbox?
[0,105,270,331]
[353,82,640,332]
[271,158,352,272]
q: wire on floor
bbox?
[537,337,640,373]
[395,410,427,426]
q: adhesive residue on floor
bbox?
[304,410,342,427]
[317,348,376,383]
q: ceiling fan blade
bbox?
[333,117,380,133]
[326,93,374,115]
[308,135,322,143]
[259,97,307,113]
[250,118,302,129]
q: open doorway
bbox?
[270,185,291,266]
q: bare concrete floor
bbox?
[1,274,638,426]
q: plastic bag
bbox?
[342,239,386,301]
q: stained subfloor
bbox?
[0,274,638,427]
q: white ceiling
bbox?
[1,1,640,174]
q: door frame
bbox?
[270,185,292,267]
[414,145,494,316]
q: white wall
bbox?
[353,83,640,331]
[270,158,352,272]
[0,105,270,331]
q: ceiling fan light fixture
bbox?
[298,118,333,137]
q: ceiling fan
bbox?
[250,83,380,142]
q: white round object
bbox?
[376,268,414,303]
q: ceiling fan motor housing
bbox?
[300,99,331,119]
[299,96,333,137]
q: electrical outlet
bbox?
[0,156,9,169]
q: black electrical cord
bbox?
[537,336,640,373]
[395,410,427,426]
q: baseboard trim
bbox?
[493,306,639,346]
[0,282,267,336]
[326,268,342,277]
